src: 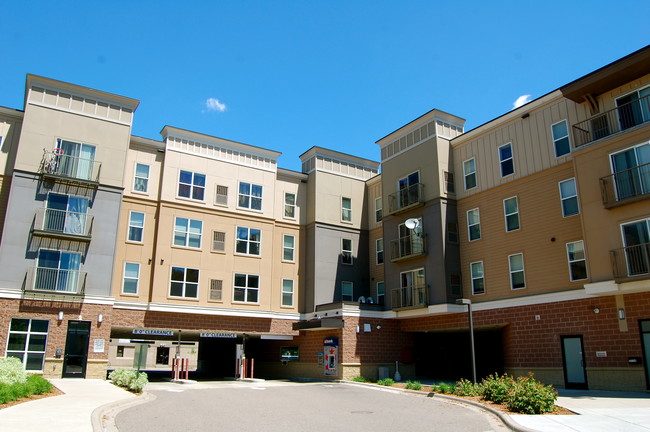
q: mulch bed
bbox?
[0,386,64,410]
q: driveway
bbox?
[116,380,506,432]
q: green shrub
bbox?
[0,374,54,404]
[504,373,557,414]
[437,382,455,394]
[351,376,368,383]
[454,378,480,396]
[0,357,28,386]
[377,378,394,386]
[480,373,515,403]
[25,374,53,395]
[405,380,422,390]
[109,369,148,393]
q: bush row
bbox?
[108,369,149,393]
[0,374,53,405]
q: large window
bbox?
[284,193,296,218]
[508,253,525,290]
[341,238,353,265]
[178,170,206,201]
[616,87,650,130]
[234,273,259,303]
[238,182,263,210]
[35,249,82,293]
[170,266,199,298]
[467,208,481,241]
[376,281,385,304]
[341,197,352,222]
[470,261,485,295]
[55,139,96,181]
[283,235,295,262]
[236,227,261,256]
[133,163,150,193]
[503,197,520,232]
[375,197,383,222]
[559,178,579,217]
[44,193,89,236]
[566,241,588,281]
[122,262,140,294]
[6,318,49,371]
[397,171,420,208]
[174,217,202,248]
[341,281,353,301]
[128,211,144,242]
[621,219,649,276]
[610,142,650,201]
[376,238,384,265]
[463,158,477,190]
[282,279,294,307]
[552,120,571,158]
[499,143,514,177]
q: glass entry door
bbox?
[62,321,91,378]
[561,335,588,389]
[621,220,650,276]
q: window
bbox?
[212,231,226,252]
[6,318,49,371]
[552,120,571,157]
[283,235,295,261]
[236,227,261,256]
[341,238,353,265]
[376,281,385,304]
[463,158,477,190]
[133,163,150,193]
[234,273,259,303]
[156,347,170,365]
[174,217,202,248]
[509,254,525,290]
[209,279,223,301]
[376,238,384,265]
[620,219,649,276]
[398,268,426,308]
[375,197,383,222]
[341,197,352,222]
[610,143,650,201]
[566,241,588,281]
[282,279,294,306]
[215,185,228,206]
[122,262,140,294]
[503,197,520,232]
[55,139,96,180]
[127,211,144,242]
[470,261,485,295]
[444,171,455,193]
[35,249,81,293]
[178,170,206,201]
[169,266,199,298]
[499,143,514,177]
[341,281,353,301]
[45,193,89,236]
[448,222,459,243]
[116,346,125,358]
[467,208,481,241]
[616,87,650,130]
[559,178,579,217]
[397,171,420,208]
[280,346,299,361]
[449,274,462,297]
[238,182,263,210]
[284,193,296,218]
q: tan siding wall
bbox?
[458,162,584,301]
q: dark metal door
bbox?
[62,321,91,378]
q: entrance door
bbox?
[621,219,650,276]
[62,321,91,378]
[561,336,588,389]
[640,321,650,390]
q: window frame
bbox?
[233,273,260,304]
[376,281,385,304]
[122,262,140,295]
[375,197,383,223]
[503,196,520,232]
[283,234,295,262]
[173,217,203,249]
[127,211,145,243]
[376,238,384,265]
[133,163,150,194]
[341,238,353,265]
[235,226,262,256]
[341,197,352,222]
[551,119,571,158]
[508,253,526,290]
[177,170,206,201]
[284,192,296,219]
[238,181,263,211]
[169,266,199,299]
[211,230,226,253]
[498,143,515,177]
[215,185,228,207]
[281,278,294,307]
[566,240,588,281]
[463,158,477,190]
[341,281,353,301]
[5,318,49,372]
[470,261,485,295]
[559,178,580,217]
[467,208,481,241]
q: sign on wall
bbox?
[324,337,338,376]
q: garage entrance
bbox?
[413,327,504,381]
[197,337,238,378]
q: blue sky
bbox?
[2,1,649,172]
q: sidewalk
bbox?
[0,379,135,432]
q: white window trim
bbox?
[503,196,520,232]
[237,181,263,212]
[127,211,145,243]
[559,178,580,217]
[508,253,525,290]
[283,234,295,262]
[376,281,385,304]
[463,157,477,190]
[173,217,203,249]
[566,240,588,282]
[498,142,515,177]
[470,261,485,295]
[341,197,352,222]
[122,262,140,295]
[281,278,294,307]
[233,273,260,304]
[341,281,354,301]
[169,266,200,299]
[341,238,353,265]
[5,318,49,372]
[467,208,481,241]
[177,170,206,202]
[284,192,296,219]
[551,119,571,158]
[235,226,262,256]
[132,162,150,194]
[375,196,383,223]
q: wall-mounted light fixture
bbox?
[57,311,64,321]
[593,307,600,314]
[98,314,103,323]
[618,308,626,320]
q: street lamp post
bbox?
[456,298,477,384]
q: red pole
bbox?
[236,358,240,378]
[184,358,189,380]
[250,358,254,379]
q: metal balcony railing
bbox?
[389,235,425,261]
[25,266,86,295]
[388,183,424,214]
[610,242,650,281]
[33,208,93,238]
[573,94,650,148]
[39,149,101,184]
[391,284,427,309]
[600,162,650,207]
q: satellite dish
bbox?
[405,218,419,230]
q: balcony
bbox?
[25,267,86,296]
[388,183,424,214]
[390,235,426,262]
[600,163,650,208]
[573,94,650,148]
[391,284,427,309]
[39,149,101,185]
[32,208,93,241]
[610,243,650,282]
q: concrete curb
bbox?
[338,381,539,432]
[91,391,157,432]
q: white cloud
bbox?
[205,97,227,112]
[512,94,532,109]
